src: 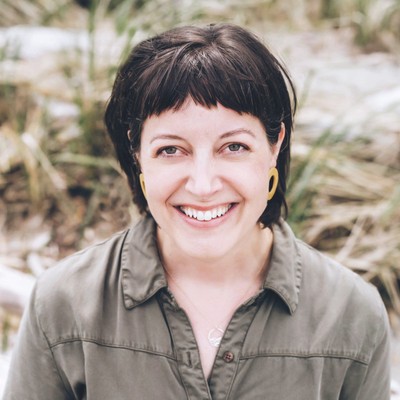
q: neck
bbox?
[157,225,274,287]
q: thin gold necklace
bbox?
[163,265,266,348]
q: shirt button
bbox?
[222,351,234,363]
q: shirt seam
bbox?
[240,351,369,365]
[49,337,176,360]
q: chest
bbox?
[51,292,371,400]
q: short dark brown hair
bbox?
[105,24,296,227]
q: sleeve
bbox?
[355,300,391,400]
[340,294,391,400]
[3,283,70,400]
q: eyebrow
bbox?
[149,129,256,144]
[150,134,184,144]
[220,128,256,139]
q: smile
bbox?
[179,204,233,221]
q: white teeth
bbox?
[180,205,231,221]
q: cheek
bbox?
[228,167,268,206]
[144,167,182,204]
[250,161,270,188]
[253,167,272,203]
[146,179,170,203]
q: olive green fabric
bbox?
[4,217,390,399]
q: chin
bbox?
[179,239,235,262]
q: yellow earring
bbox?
[267,167,279,201]
[139,173,147,199]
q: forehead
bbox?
[141,100,266,142]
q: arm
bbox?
[340,296,391,400]
[3,284,70,400]
[356,302,391,400]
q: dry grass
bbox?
[0,0,85,28]
[0,0,399,351]
[288,133,400,314]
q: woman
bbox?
[4,24,390,399]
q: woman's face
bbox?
[138,99,284,262]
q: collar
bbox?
[264,219,302,314]
[121,217,167,308]
[121,217,302,314]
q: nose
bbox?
[185,155,222,198]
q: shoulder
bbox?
[295,238,388,361]
[270,220,384,320]
[30,218,155,342]
[36,228,130,301]
[270,220,388,363]
[297,238,383,317]
[35,216,155,298]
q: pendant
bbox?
[208,327,224,347]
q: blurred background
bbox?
[0,0,399,395]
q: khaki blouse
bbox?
[4,217,390,399]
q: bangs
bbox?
[130,42,285,131]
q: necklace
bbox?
[163,265,266,348]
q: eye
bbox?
[224,143,249,153]
[157,146,179,156]
[228,143,243,152]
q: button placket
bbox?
[208,298,262,400]
[159,292,212,400]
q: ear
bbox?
[134,152,142,170]
[271,123,285,165]
[128,131,142,168]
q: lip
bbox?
[174,203,237,226]
[176,203,232,212]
